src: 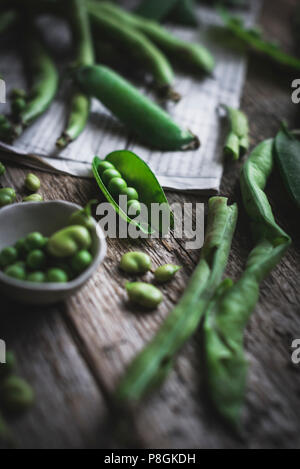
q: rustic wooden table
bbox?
[0,0,300,449]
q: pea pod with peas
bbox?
[92,150,174,235]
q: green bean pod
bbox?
[116,197,238,403]
[57,0,94,148]
[76,65,199,151]
[203,139,291,428]
[89,5,178,100]
[88,1,215,74]
[15,26,59,130]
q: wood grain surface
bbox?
[0,0,300,449]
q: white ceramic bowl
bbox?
[0,201,107,305]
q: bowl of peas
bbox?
[0,201,107,305]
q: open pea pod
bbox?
[92,151,174,235]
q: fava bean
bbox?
[154,264,181,284]
[0,247,18,268]
[48,225,92,258]
[0,188,16,207]
[120,252,152,275]
[46,268,68,283]
[0,376,34,414]
[126,282,163,310]
[25,173,41,192]
[23,194,43,203]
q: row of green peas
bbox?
[97,161,141,217]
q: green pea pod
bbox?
[203,139,291,428]
[14,25,59,132]
[76,64,198,151]
[48,225,92,258]
[223,105,249,160]
[275,125,300,209]
[92,152,174,235]
[57,0,94,148]
[0,162,5,176]
[218,7,300,71]
[116,197,238,404]
[88,1,215,74]
[89,5,178,100]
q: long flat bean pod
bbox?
[116,197,238,404]
[88,4,178,100]
[75,64,199,150]
[203,139,291,427]
[87,1,215,74]
[14,25,59,132]
[57,0,94,148]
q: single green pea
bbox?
[120,251,152,275]
[23,194,43,203]
[48,225,92,258]
[46,268,68,283]
[127,200,141,217]
[154,264,181,284]
[27,272,46,283]
[26,250,46,270]
[0,162,5,176]
[15,238,29,258]
[71,250,93,274]
[25,232,45,251]
[97,161,115,174]
[0,351,16,379]
[12,98,26,115]
[0,247,18,268]
[126,282,163,310]
[0,376,34,414]
[120,186,139,201]
[108,177,127,198]
[68,200,98,231]
[50,263,74,281]
[4,265,26,281]
[0,188,16,207]
[25,173,41,192]
[102,168,121,185]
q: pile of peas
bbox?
[0,225,94,284]
[97,161,141,217]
